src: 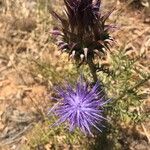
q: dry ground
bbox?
[0,0,150,150]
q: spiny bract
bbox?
[51,0,114,66]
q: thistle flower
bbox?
[51,0,114,65]
[49,77,109,136]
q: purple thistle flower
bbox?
[49,77,109,136]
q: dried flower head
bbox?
[49,77,109,136]
[51,0,114,65]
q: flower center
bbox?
[76,103,82,109]
[74,96,83,110]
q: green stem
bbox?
[87,58,98,83]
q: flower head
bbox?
[51,0,114,65]
[49,77,109,136]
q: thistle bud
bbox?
[51,0,114,65]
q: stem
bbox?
[87,58,98,83]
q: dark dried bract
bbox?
[51,0,114,65]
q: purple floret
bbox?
[49,77,109,136]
